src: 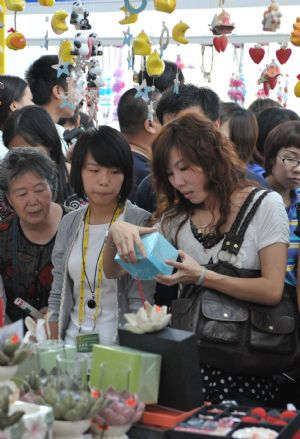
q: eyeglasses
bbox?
[278,154,300,169]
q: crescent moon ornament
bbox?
[124,0,147,15]
[172,21,190,45]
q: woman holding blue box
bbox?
[103,112,290,405]
[48,126,154,350]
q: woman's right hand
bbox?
[108,221,156,264]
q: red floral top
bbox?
[0,216,56,322]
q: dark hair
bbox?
[248,98,281,117]
[25,55,70,106]
[256,107,300,159]
[156,84,220,124]
[220,102,258,163]
[117,87,161,135]
[70,126,133,202]
[0,75,28,129]
[137,60,184,93]
[152,112,248,241]
[0,147,57,196]
[79,111,94,130]
[2,105,72,203]
[264,121,300,175]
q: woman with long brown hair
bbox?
[103,112,289,405]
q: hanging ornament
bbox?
[123,26,133,47]
[227,45,246,105]
[262,0,282,32]
[119,5,138,25]
[200,45,214,83]
[72,32,93,60]
[58,40,76,64]
[124,0,147,15]
[249,45,265,64]
[154,0,176,14]
[213,35,228,52]
[86,58,104,88]
[209,8,234,35]
[159,21,169,57]
[133,30,151,56]
[294,74,300,98]
[51,10,68,35]
[89,32,103,57]
[112,49,125,121]
[172,21,189,45]
[6,27,26,50]
[276,43,292,65]
[146,50,165,77]
[258,60,281,96]
[134,78,154,102]
[277,74,289,107]
[39,0,55,7]
[147,100,155,121]
[70,0,91,30]
[4,0,24,11]
[290,17,300,46]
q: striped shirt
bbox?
[286,188,300,287]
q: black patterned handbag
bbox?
[171,189,300,377]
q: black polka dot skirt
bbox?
[201,364,279,405]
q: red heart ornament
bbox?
[213,36,221,52]
[276,47,292,65]
[249,47,265,64]
[213,35,227,52]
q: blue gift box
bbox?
[114,232,178,280]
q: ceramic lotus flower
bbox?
[124,301,171,334]
[91,388,144,429]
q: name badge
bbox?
[76,332,100,353]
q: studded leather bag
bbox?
[171,189,300,377]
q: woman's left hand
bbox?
[155,250,203,286]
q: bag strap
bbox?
[220,189,270,256]
[229,187,261,235]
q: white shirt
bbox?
[161,191,290,270]
[65,222,118,346]
[0,132,8,158]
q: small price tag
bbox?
[76,332,100,353]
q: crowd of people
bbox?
[0,54,300,407]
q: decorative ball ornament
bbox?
[6,29,26,50]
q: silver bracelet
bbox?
[195,267,207,286]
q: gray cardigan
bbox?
[48,201,155,339]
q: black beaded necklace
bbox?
[190,219,224,249]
